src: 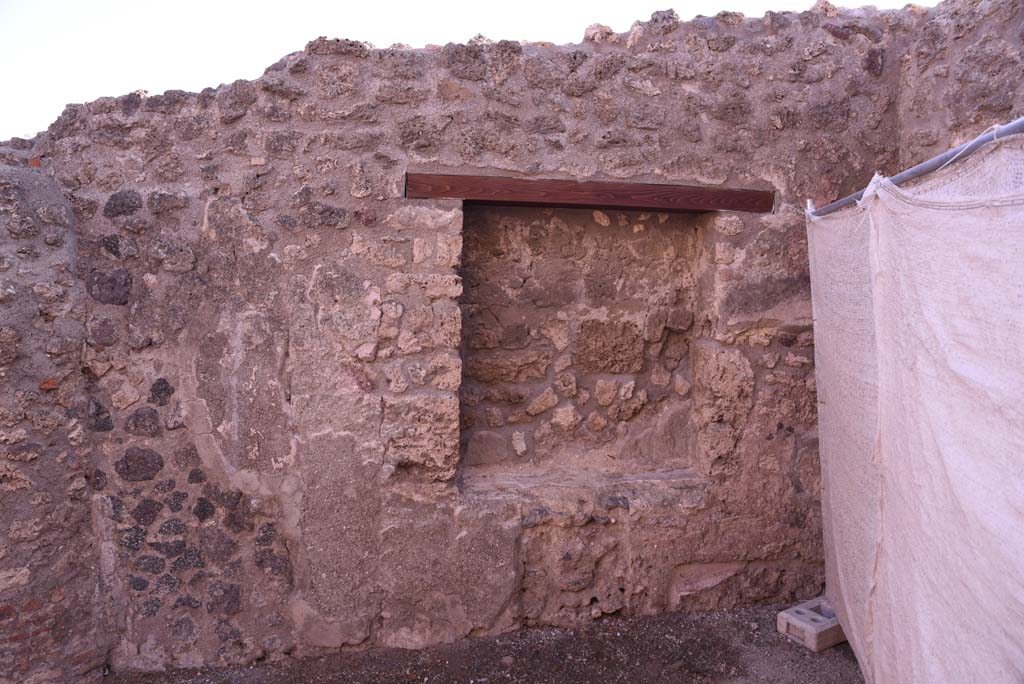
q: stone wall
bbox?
[460,206,702,472]
[0,165,108,683]
[896,0,1024,165]
[0,0,1021,680]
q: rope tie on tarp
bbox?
[935,123,1002,174]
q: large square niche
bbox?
[458,205,702,483]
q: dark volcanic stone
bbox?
[158,518,187,535]
[109,496,127,522]
[90,468,108,491]
[149,378,175,406]
[118,92,142,116]
[115,447,164,481]
[224,508,253,534]
[255,549,291,579]
[254,522,277,547]
[86,269,133,305]
[172,547,206,571]
[128,575,149,591]
[134,555,166,575]
[199,527,239,563]
[121,525,147,551]
[192,497,215,521]
[87,317,118,347]
[125,406,162,437]
[204,485,242,510]
[207,582,242,615]
[187,468,206,484]
[173,595,202,610]
[131,498,164,527]
[166,490,189,512]
[441,43,486,81]
[215,620,242,642]
[148,539,186,557]
[144,90,188,114]
[141,597,162,617]
[103,190,143,218]
[172,615,196,641]
[99,234,137,259]
[275,215,299,230]
[5,443,41,463]
[864,47,885,77]
[156,573,181,592]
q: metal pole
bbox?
[811,115,1024,218]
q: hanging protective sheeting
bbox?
[806,196,881,673]
[807,136,1024,684]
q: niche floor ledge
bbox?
[460,465,709,515]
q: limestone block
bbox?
[526,387,559,416]
[691,343,754,473]
[384,204,462,232]
[574,320,644,373]
[381,394,459,480]
[298,432,383,646]
[594,379,617,407]
[551,405,581,431]
[512,431,528,456]
[465,349,552,384]
[378,493,521,648]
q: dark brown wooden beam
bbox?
[404,172,774,214]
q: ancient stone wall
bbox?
[0,0,1021,681]
[0,165,108,682]
[896,0,1024,165]
[460,206,702,472]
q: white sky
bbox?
[0,0,935,140]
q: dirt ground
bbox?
[107,605,863,684]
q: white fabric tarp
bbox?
[807,136,1024,684]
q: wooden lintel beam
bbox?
[404,172,774,214]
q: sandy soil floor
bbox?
[107,605,863,684]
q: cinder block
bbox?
[777,597,847,652]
